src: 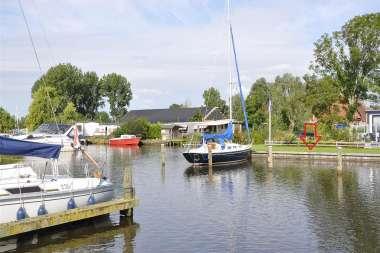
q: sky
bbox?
[0,0,379,116]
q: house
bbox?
[123,107,240,140]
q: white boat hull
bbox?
[0,184,113,223]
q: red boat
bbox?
[109,135,141,146]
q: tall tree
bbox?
[0,107,15,133]
[311,13,380,120]
[78,71,103,119]
[26,86,65,130]
[100,73,132,121]
[271,74,310,132]
[95,111,111,123]
[304,75,341,120]
[59,102,82,124]
[32,64,102,119]
[246,78,270,128]
[202,87,228,115]
[231,94,244,122]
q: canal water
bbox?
[2,145,380,252]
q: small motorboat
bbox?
[109,135,141,146]
[0,136,114,223]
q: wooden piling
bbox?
[207,144,213,177]
[337,146,343,176]
[160,143,165,167]
[267,145,273,169]
[120,166,134,217]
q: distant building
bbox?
[123,107,240,140]
[75,122,118,137]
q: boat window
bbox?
[6,186,42,194]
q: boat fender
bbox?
[37,204,48,215]
[87,194,96,205]
[67,197,77,209]
[17,206,27,220]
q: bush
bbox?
[251,127,267,144]
[273,130,297,143]
[147,123,161,139]
[114,118,162,140]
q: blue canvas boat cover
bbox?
[203,122,233,142]
[0,136,61,159]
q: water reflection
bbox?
[1,146,379,252]
[2,216,139,253]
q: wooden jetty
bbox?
[0,166,138,239]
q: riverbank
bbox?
[253,144,380,154]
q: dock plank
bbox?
[0,198,138,239]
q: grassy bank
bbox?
[86,136,109,145]
[0,155,22,165]
[253,144,380,154]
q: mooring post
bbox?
[161,143,165,167]
[337,146,343,176]
[208,144,213,177]
[267,145,273,169]
[120,166,133,217]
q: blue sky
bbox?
[0,0,379,116]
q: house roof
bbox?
[33,123,72,135]
[123,107,224,123]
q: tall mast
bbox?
[227,0,232,121]
[228,0,251,142]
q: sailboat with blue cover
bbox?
[183,0,252,166]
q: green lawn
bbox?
[253,144,380,154]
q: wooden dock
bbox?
[0,197,138,239]
[0,166,138,240]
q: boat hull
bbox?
[0,185,114,223]
[183,148,251,166]
[109,138,140,146]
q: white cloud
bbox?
[0,0,377,115]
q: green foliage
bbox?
[26,86,65,130]
[58,102,83,124]
[100,73,132,121]
[246,78,270,128]
[95,111,111,123]
[318,123,350,142]
[147,123,161,139]
[311,13,380,120]
[114,118,161,140]
[251,127,267,144]
[273,130,297,144]
[0,107,15,133]
[272,74,311,132]
[231,94,244,122]
[189,109,203,121]
[203,87,228,115]
[112,125,128,138]
[113,118,150,139]
[304,75,340,119]
[32,64,102,119]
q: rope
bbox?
[17,0,63,144]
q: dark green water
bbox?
[1,145,380,252]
